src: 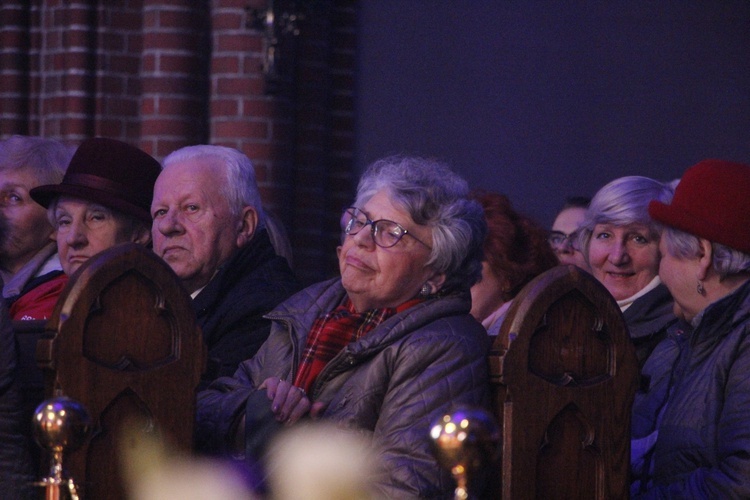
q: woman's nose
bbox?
[608,241,630,265]
[352,225,375,248]
[65,219,88,247]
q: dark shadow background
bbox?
[354,1,750,226]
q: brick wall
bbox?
[0,0,357,285]
[141,0,211,156]
[0,1,148,142]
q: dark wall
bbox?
[354,1,750,226]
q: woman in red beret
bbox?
[631,159,750,498]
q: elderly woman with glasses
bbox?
[196,156,489,498]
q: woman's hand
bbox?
[259,377,311,424]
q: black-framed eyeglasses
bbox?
[548,230,579,250]
[342,207,432,249]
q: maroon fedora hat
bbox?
[648,159,750,254]
[31,137,161,224]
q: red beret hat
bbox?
[31,137,161,224]
[648,159,750,254]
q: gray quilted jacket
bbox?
[197,278,490,499]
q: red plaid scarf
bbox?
[293,296,423,393]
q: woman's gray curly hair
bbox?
[353,155,486,293]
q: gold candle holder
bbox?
[32,397,91,500]
[430,406,500,500]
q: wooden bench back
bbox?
[488,265,638,499]
[37,243,205,499]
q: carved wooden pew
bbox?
[36,243,205,499]
[488,265,639,499]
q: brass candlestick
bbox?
[32,397,92,500]
[430,406,500,500]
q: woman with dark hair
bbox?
[196,155,489,498]
[469,190,558,335]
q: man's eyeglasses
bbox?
[548,230,579,250]
[342,207,432,249]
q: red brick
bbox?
[125,33,144,53]
[242,98,278,117]
[142,76,206,95]
[96,119,125,138]
[109,54,141,74]
[154,138,193,158]
[212,12,242,30]
[0,29,27,47]
[157,96,205,115]
[213,119,268,139]
[159,53,206,74]
[0,72,26,90]
[142,117,199,137]
[211,98,241,116]
[60,6,94,26]
[142,54,157,72]
[60,119,90,136]
[99,32,127,52]
[241,53,265,72]
[141,97,156,115]
[215,76,264,95]
[109,10,142,31]
[0,5,26,25]
[144,9,158,28]
[212,56,240,74]
[1,117,29,135]
[0,97,25,114]
[142,32,204,52]
[215,33,257,52]
[239,142,276,161]
[105,97,138,116]
[98,75,126,94]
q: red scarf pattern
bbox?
[293,296,422,393]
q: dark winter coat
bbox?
[0,294,34,497]
[623,283,678,369]
[193,229,300,386]
[634,279,750,498]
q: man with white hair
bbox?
[151,145,299,386]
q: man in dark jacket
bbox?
[151,145,299,385]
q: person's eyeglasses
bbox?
[548,230,579,250]
[342,207,432,249]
